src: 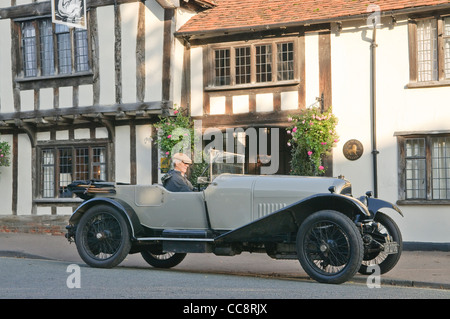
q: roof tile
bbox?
[178,0,450,34]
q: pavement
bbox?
[0,232,449,290]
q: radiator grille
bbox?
[257,202,287,218]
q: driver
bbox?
[162,153,194,192]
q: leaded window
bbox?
[20,18,89,78]
[212,40,296,87]
[40,145,107,198]
[399,134,450,201]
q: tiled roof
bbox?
[177,0,450,35]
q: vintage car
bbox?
[66,156,403,285]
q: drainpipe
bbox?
[370,21,379,198]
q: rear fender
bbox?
[69,198,144,239]
[215,193,371,243]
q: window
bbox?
[256,44,272,83]
[211,40,296,87]
[214,49,230,86]
[20,18,89,78]
[409,16,450,84]
[40,145,107,198]
[235,47,251,85]
[277,42,294,81]
[398,134,450,202]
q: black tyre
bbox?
[296,210,364,284]
[141,247,186,268]
[75,205,131,268]
[359,212,403,275]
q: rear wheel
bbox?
[141,247,186,268]
[296,210,364,284]
[75,205,131,268]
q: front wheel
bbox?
[359,212,403,275]
[296,210,364,284]
[75,205,131,268]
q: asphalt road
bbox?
[1,256,450,300]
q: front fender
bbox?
[216,193,371,243]
[69,197,144,238]
[366,197,404,218]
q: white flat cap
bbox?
[172,152,192,164]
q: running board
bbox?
[136,237,214,242]
[136,230,215,253]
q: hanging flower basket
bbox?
[287,106,339,176]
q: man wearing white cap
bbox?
[162,153,194,192]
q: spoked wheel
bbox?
[75,205,131,268]
[359,212,403,275]
[296,210,364,284]
[141,246,186,269]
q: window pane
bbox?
[59,148,73,197]
[256,44,272,82]
[75,147,89,181]
[235,47,251,84]
[444,17,450,79]
[214,49,230,86]
[42,150,54,198]
[417,19,438,82]
[56,24,72,74]
[405,138,426,199]
[92,147,107,180]
[277,42,294,81]
[431,137,450,199]
[39,20,55,76]
[405,138,425,157]
[74,29,89,72]
[22,22,37,77]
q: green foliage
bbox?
[0,140,11,168]
[287,107,339,176]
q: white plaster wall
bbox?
[97,6,116,106]
[190,47,204,116]
[256,93,273,112]
[17,134,32,215]
[74,128,90,140]
[145,0,164,102]
[305,32,320,106]
[136,124,153,184]
[121,2,139,104]
[0,19,14,113]
[233,95,249,114]
[78,85,94,107]
[281,91,299,110]
[20,90,34,112]
[172,8,196,107]
[56,130,69,140]
[331,21,373,197]
[210,96,226,115]
[96,127,109,139]
[331,19,450,243]
[59,86,73,108]
[40,88,54,110]
[115,125,131,183]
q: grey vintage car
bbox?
[66,158,402,285]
